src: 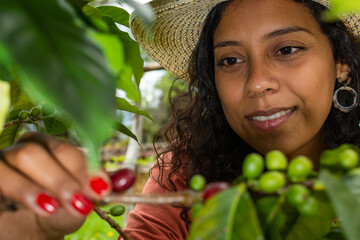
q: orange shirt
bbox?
[120,160,189,240]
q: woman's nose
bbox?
[245,61,280,97]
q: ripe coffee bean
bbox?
[190,174,206,191]
[110,168,136,193]
[242,153,264,179]
[203,182,231,202]
[258,171,286,193]
[265,150,287,171]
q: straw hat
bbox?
[130,0,360,80]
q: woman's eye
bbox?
[275,46,302,56]
[219,57,242,66]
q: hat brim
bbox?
[130,0,360,80]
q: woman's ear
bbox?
[336,62,351,84]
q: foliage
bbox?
[0,0,152,168]
[188,144,360,240]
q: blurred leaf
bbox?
[97,6,130,27]
[320,170,360,240]
[323,0,360,21]
[43,116,71,135]
[285,192,334,240]
[0,0,117,167]
[114,121,138,142]
[0,81,11,133]
[188,183,264,240]
[117,97,152,120]
[0,124,21,148]
[102,16,144,89]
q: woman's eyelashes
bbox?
[274,46,305,59]
[217,57,243,67]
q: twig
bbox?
[93,205,131,240]
[102,190,203,207]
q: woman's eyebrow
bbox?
[214,26,314,49]
[262,26,314,41]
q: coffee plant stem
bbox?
[93,205,132,240]
[4,117,47,128]
[102,190,203,207]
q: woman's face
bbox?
[214,0,345,161]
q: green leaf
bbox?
[320,170,360,240]
[92,16,141,103]
[97,6,130,27]
[43,116,70,135]
[188,183,264,240]
[114,122,138,142]
[0,124,21,148]
[102,16,144,88]
[0,0,117,167]
[10,78,34,110]
[285,191,334,240]
[117,97,152,120]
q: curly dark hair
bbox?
[152,0,360,223]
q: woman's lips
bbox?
[246,107,296,131]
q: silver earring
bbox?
[333,84,358,113]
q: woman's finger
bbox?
[0,160,59,217]
[4,142,93,217]
[18,132,112,199]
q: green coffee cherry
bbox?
[339,149,359,170]
[286,184,310,207]
[8,109,22,121]
[297,196,318,217]
[190,174,206,191]
[41,103,55,116]
[109,205,125,216]
[18,110,29,120]
[288,156,313,182]
[258,171,286,193]
[30,107,41,118]
[242,153,264,179]
[265,150,287,171]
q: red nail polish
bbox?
[36,193,59,214]
[89,176,109,195]
[71,193,93,215]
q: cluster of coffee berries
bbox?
[242,150,321,215]
[8,103,55,121]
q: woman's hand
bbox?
[0,132,111,239]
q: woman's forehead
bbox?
[215,0,322,41]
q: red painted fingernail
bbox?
[36,193,59,214]
[71,193,93,215]
[89,176,109,195]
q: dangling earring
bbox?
[333,82,358,113]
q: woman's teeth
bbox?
[251,109,292,122]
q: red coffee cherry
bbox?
[110,168,136,193]
[203,182,231,202]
